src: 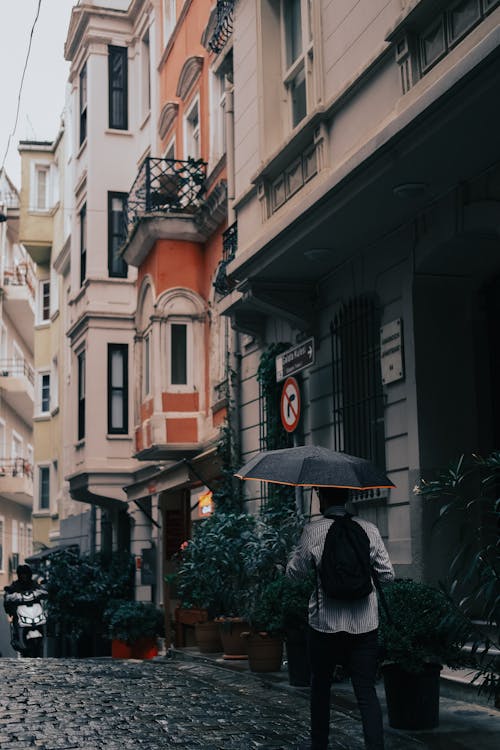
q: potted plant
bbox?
[378,579,469,729]
[104,600,164,659]
[174,512,257,657]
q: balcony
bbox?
[1,263,36,347]
[208,1,234,54]
[0,458,33,507]
[0,359,35,424]
[122,157,207,267]
[213,222,238,297]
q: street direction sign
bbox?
[275,337,315,382]
[280,377,301,433]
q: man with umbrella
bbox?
[236,446,395,750]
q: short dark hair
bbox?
[318,487,349,507]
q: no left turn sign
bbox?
[280,377,301,433]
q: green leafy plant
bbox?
[44,549,135,639]
[416,452,499,697]
[243,573,314,635]
[174,511,257,618]
[104,600,164,644]
[379,579,470,674]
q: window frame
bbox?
[184,96,200,160]
[167,319,193,390]
[143,333,151,399]
[80,62,88,146]
[37,370,51,416]
[280,0,314,131]
[80,203,87,286]
[107,192,128,278]
[141,31,151,119]
[38,279,51,324]
[108,344,129,435]
[108,45,129,131]
[77,350,86,441]
[163,0,177,45]
[38,464,51,512]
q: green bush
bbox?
[174,512,257,618]
[103,600,164,644]
[379,579,470,674]
[44,549,135,639]
[244,573,314,636]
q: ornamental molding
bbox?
[158,102,179,140]
[176,56,204,100]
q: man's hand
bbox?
[7,616,13,624]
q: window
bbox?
[143,333,151,398]
[210,58,231,165]
[77,350,85,440]
[108,344,128,434]
[80,63,87,145]
[35,165,50,210]
[141,32,151,118]
[38,279,50,323]
[80,204,87,286]
[169,322,190,386]
[109,46,128,130]
[330,297,386,476]
[51,356,59,411]
[282,0,314,129]
[12,520,18,554]
[184,98,200,159]
[163,0,176,44]
[38,372,50,414]
[38,466,50,511]
[108,192,128,278]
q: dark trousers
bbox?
[308,626,384,750]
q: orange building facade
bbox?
[122,0,234,613]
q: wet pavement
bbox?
[0,654,498,749]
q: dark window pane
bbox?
[40,467,50,510]
[80,64,87,145]
[291,67,307,128]
[420,19,446,70]
[285,0,302,68]
[448,0,480,43]
[108,345,128,434]
[41,374,50,412]
[78,352,85,440]
[109,46,128,130]
[108,193,128,277]
[171,324,187,385]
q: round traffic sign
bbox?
[280,377,301,433]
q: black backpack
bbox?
[319,514,373,601]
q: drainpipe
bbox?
[225,78,235,222]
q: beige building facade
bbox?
[0,169,35,589]
[63,0,160,561]
[220,0,500,582]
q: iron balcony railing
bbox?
[2,263,36,297]
[0,359,35,385]
[213,222,237,296]
[209,0,234,54]
[0,457,33,480]
[125,157,207,234]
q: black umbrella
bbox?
[235,445,395,490]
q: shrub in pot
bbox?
[174,512,257,655]
[104,600,164,659]
[378,579,469,729]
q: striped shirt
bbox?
[286,507,394,634]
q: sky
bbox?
[0,0,77,189]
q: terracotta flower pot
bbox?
[216,618,249,659]
[245,633,284,673]
[112,639,133,659]
[195,621,223,653]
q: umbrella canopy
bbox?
[235,445,395,490]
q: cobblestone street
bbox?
[0,656,419,750]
